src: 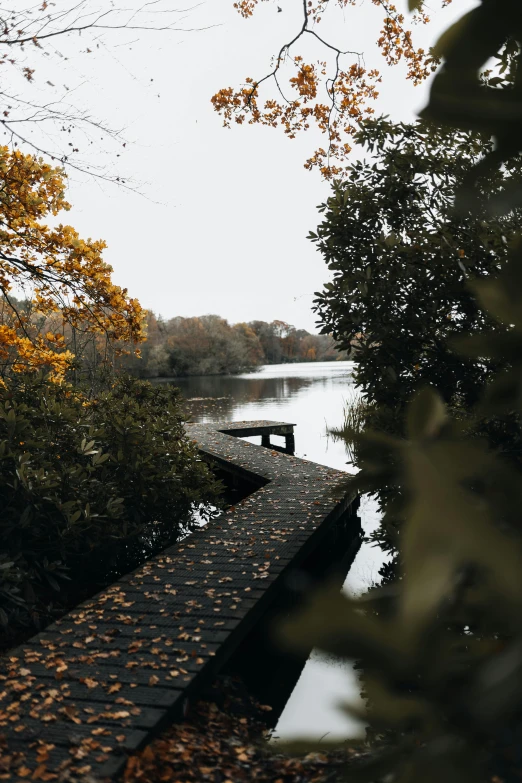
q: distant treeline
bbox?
[120,314,350,378]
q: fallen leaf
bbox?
[64,705,82,724]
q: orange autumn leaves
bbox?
[211,60,381,178]
[0,147,144,381]
[213,0,449,177]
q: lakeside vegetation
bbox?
[0,301,350,381]
[120,314,349,377]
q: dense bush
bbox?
[0,375,221,637]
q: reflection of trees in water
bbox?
[165,375,314,422]
[184,396,236,422]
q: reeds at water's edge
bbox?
[329,390,373,466]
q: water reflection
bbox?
[178,372,315,405]
[160,362,388,741]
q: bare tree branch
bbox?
[0,1,217,184]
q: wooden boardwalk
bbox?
[0,421,359,780]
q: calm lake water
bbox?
[172,361,388,741]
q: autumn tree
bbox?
[115,314,344,377]
[212,0,519,177]
[248,319,284,364]
[162,315,263,376]
[233,321,265,366]
[0,147,144,382]
[0,2,209,380]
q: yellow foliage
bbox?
[0,147,144,381]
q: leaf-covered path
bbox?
[0,421,359,780]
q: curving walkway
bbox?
[0,421,359,780]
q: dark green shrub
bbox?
[313,119,522,565]
[312,118,522,414]
[0,375,221,637]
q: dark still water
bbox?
[170,361,388,740]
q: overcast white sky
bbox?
[14,0,478,332]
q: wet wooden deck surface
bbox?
[0,420,358,780]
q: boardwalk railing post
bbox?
[261,433,271,448]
